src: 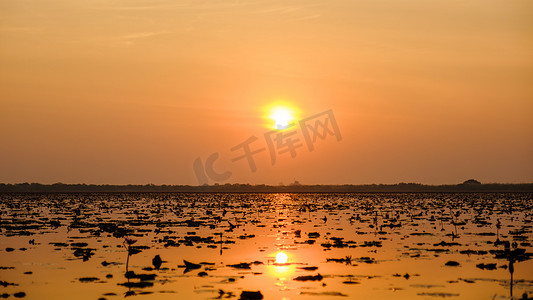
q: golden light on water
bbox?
[269,251,295,286]
[272,265,292,277]
[268,250,295,280]
[275,252,288,264]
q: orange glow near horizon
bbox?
[0,0,532,185]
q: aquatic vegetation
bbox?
[123,237,137,273]
[239,290,263,300]
[0,192,531,299]
[152,255,162,270]
[293,274,323,281]
[183,260,201,270]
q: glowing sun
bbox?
[275,252,288,264]
[265,102,299,130]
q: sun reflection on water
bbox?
[273,265,292,277]
[270,264,296,291]
[276,252,288,264]
[268,251,296,291]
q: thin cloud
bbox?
[112,30,172,46]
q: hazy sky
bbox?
[1,0,532,185]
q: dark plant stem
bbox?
[126,251,130,273]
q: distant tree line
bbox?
[0,182,532,193]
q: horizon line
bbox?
[2,181,533,186]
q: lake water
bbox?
[1,193,532,299]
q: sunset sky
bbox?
[1,0,532,185]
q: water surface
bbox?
[1,193,532,299]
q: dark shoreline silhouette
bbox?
[1,182,532,193]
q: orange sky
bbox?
[1,0,532,185]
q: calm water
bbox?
[1,193,532,299]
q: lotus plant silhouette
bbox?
[123,237,137,273]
